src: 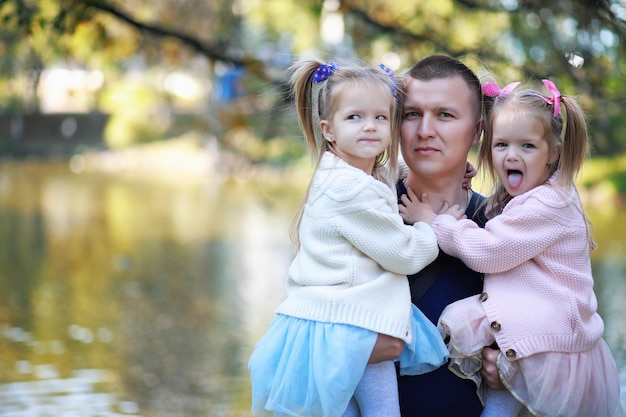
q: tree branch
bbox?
[340,1,507,63]
[79,0,264,69]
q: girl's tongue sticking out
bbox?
[507,170,523,189]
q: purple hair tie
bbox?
[313,62,339,83]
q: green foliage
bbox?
[99,81,168,148]
[102,114,162,148]
[581,154,626,198]
[222,127,306,166]
[608,171,626,196]
[245,0,321,53]
[0,0,625,163]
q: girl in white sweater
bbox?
[248,59,454,417]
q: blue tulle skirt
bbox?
[249,305,448,417]
[398,304,449,376]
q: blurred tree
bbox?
[0,0,624,156]
[335,0,626,155]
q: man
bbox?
[396,55,498,415]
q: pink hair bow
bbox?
[536,79,561,118]
[482,81,520,98]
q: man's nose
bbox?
[417,114,435,138]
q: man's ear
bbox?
[471,117,483,147]
[320,120,334,142]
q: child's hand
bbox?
[439,202,466,220]
[400,188,466,225]
[462,161,476,190]
[399,188,438,225]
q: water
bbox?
[0,160,624,416]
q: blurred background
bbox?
[0,0,625,416]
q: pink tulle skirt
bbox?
[438,295,623,417]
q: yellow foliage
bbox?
[245,0,320,52]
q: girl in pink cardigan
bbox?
[400,80,622,417]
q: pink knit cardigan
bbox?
[431,181,604,359]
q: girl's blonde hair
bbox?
[478,83,596,249]
[288,58,402,246]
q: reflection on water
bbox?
[0,368,141,416]
[0,161,624,416]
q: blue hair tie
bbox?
[313,62,339,83]
[379,63,394,77]
[379,63,397,97]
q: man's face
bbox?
[400,76,481,180]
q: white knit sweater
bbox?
[276,152,438,342]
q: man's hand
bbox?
[368,333,404,364]
[480,345,505,390]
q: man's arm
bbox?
[368,333,404,363]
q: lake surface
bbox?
[0,160,624,416]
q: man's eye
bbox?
[403,111,419,119]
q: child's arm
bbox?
[396,158,474,189]
[399,188,466,225]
